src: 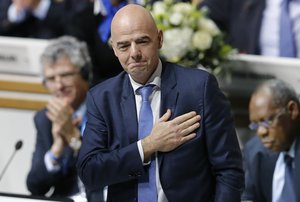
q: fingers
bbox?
[178,114,201,134]
[46,98,72,122]
[172,111,198,124]
[180,133,197,144]
[179,122,200,138]
[159,109,172,122]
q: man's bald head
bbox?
[111,4,158,40]
[109,4,163,84]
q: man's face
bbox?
[111,17,163,84]
[43,57,88,109]
[249,91,293,152]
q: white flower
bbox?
[172,3,193,15]
[161,28,193,62]
[147,0,234,72]
[192,30,212,51]
[169,12,183,26]
[152,1,167,16]
[198,18,220,36]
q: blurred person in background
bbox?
[243,79,300,202]
[26,36,103,202]
[71,0,125,86]
[0,0,124,86]
[0,0,75,38]
[200,0,300,58]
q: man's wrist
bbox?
[69,136,82,151]
[141,136,155,162]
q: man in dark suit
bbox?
[26,36,103,201]
[77,4,244,202]
[200,0,300,57]
[243,79,300,202]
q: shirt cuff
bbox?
[8,4,26,22]
[44,150,61,173]
[137,140,150,165]
[32,0,51,19]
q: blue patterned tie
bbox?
[279,0,297,57]
[137,84,157,202]
[278,154,296,202]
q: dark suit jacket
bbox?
[242,136,300,202]
[77,62,244,202]
[200,0,265,55]
[27,109,103,201]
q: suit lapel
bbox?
[159,62,178,118]
[158,63,179,167]
[120,76,139,143]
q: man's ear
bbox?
[287,100,299,120]
[158,30,163,49]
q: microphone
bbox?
[0,140,23,181]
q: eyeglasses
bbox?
[248,109,286,131]
[44,71,79,87]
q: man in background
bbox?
[26,36,103,202]
[0,0,124,86]
[200,0,300,58]
[243,79,300,202]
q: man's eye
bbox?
[118,45,129,51]
[45,77,55,82]
[137,40,149,44]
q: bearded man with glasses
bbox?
[242,79,300,202]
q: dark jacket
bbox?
[77,62,244,202]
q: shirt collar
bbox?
[73,101,86,119]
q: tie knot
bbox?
[284,154,293,167]
[137,84,155,102]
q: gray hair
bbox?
[41,36,92,78]
[255,79,300,108]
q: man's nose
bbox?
[51,76,64,89]
[256,125,268,138]
[130,44,142,60]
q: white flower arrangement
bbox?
[147,0,235,74]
